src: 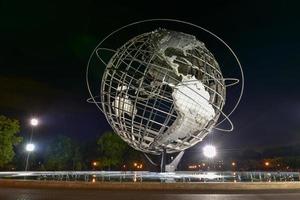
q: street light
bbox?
[203,145,217,158]
[30,118,39,126]
[26,143,35,152]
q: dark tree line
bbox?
[18,132,146,171]
[2,114,300,171]
[0,115,147,171]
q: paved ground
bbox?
[1,188,300,200]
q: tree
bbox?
[96,132,127,169]
[72,144,83,170]
[44,135,82,170]
[0,115,22,168]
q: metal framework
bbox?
[99,29,229,154]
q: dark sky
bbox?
[1,0,300,154]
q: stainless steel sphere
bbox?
[100,29,226,154]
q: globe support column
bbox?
[160,148,167,172]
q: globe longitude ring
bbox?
[86,19,244,154]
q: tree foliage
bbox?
[44,135,82,170]
[0,115,22,167]
[96,132,127,169]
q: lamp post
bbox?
[24,118,39,171]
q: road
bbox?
[1,188,300,200]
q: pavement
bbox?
[1,187,300,200]
[1,180,300,200]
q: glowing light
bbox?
[92,162,97,166]
[204,172,219,179]
[265,162,270,166]
[203,145,216,158]
[30,118,39,126]
[26,143,35,152]
[232,162,236,166]
[188,165,197,169]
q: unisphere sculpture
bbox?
[87,20,243,171]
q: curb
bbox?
[1,180,300,191]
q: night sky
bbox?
[1,1,300,156]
